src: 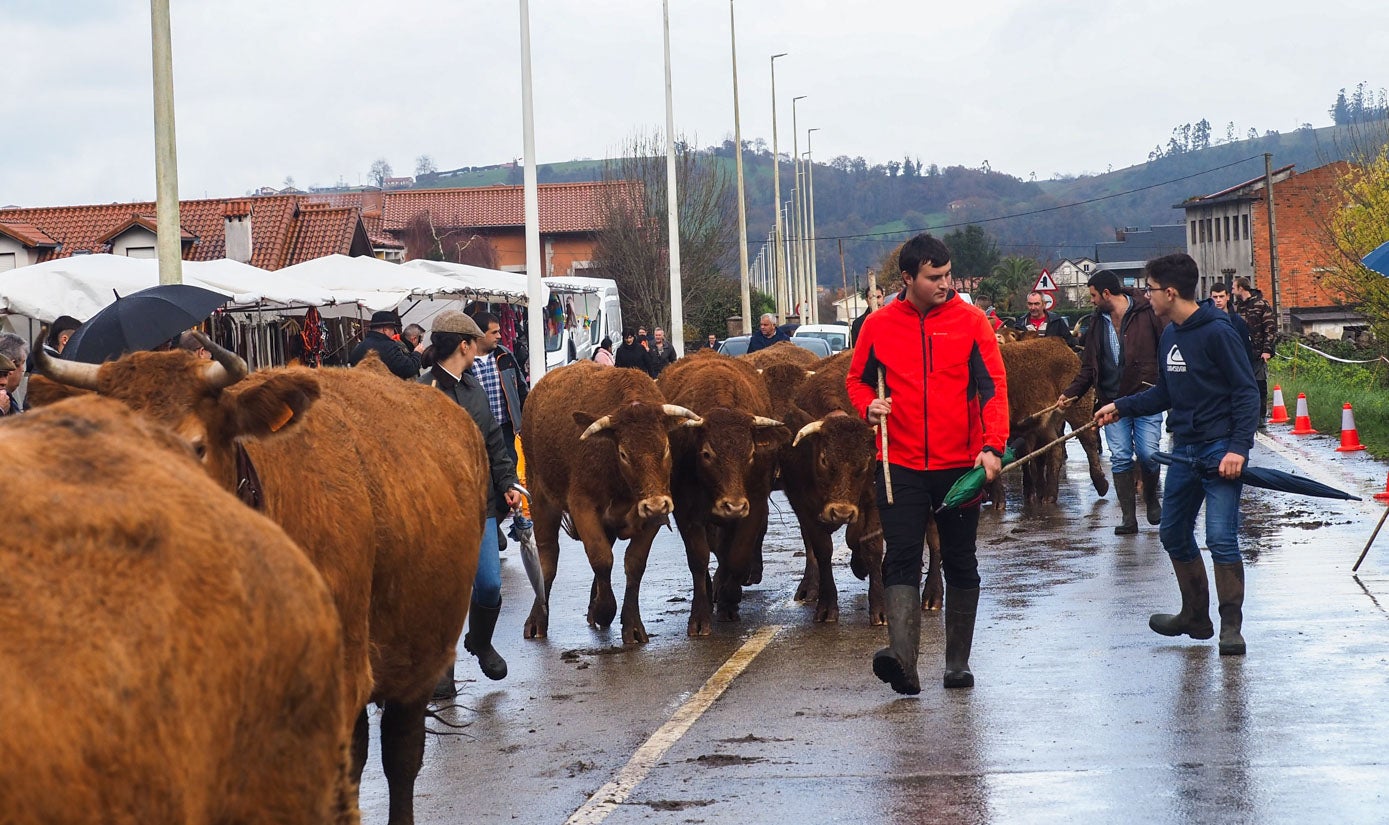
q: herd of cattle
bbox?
[0,329,1101,823]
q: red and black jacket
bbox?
[847,292,1009,471]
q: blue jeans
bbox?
[1104,412,1163,474]
[1159,440,1243,565]
[474,517,502,607]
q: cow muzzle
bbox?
[819,502,859,526]
[637,496,674,519]
[714,497,750,519]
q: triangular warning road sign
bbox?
[1033,269,1057,292]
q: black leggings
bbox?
[875,463,982,590]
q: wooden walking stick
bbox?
[1020,401,1060,425]
[1353,506,1389,573]
[877,367,893,505]
[1005,420,1099,472]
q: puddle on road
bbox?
[689,753,766,766]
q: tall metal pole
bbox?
[662,0,685,352]
[769,53,787,324]
[729,1,751,335]
[520,0,546,383]
[1263,152,1281,331]
[149,0,183,285]
[806,128,820,323]
[791,95,805,320]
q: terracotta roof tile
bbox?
[0,222,59,248]
[361,212,403,249]
[95,213,196,244]
[366,181,636,234]
[284,206,368,266]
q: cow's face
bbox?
[35,342,320,495]
[688,408,787,521]
[574,402,701,520]
[793,414,876,525]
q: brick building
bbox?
[1178,161,1361,335]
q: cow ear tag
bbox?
[268,404,295,433]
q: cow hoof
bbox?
[1093,476,1110,496]
[869,608,888,626]
[714,605,740,623]
[814,604,840,624]
[587,599,617,628]
[687,617,712,637]
[794,581,818,602]
[742,570,762,586]
[849,556,869,580]
[523,618,548,639]
[623,624,649,645]
[923,585,944,611]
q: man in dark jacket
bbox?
[1098,253,1259,657]
[1233,277,1275,422]
[746,314,791,353]
[1058,270,1167,535]
[1209,283,1255,364]
[614,329,648,369]
[421,310,523,697]
[646,326,678,377]
[349,310,423,378]
[1012,291,1076,348]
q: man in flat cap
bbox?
[350,309,424,378]
[420,310,523,698]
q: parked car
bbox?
[792,323,850,353]
[718,335,831,358]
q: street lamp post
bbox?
[806,127,820,323]
[150,0,183,285]
[662,0,684,352]
[519,0,545,383]
[729,1,751,335]
[791,95,806,321]
[770,53,787,323]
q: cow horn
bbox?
[792,419,824,447]
[195,332,248,390]
[661,404,703,426]
[31,338,101,390]
[751,416,784,429]
[579,415,613,440]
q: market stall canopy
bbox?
[0,254,237,322]
[401,259,541,305]
[277,254,483,311]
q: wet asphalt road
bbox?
[358,426,1389,824]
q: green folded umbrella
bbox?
[936,446,1016,512]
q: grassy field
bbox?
[1268,347,1389,457]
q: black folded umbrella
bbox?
[1154,451,1361,501]
[64,284,229,364]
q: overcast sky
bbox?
[5,0,1386,208]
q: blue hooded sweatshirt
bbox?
[1114,303,1260,457]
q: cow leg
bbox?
[848,499,887,625]
[808,526,839,624]
[619,524,660,644]
[524,502,564,639]
[790,497,821,602]
[571,509,617,629]
[678,509,716,637]
[380,699,427,825]
[351,706,369,789]
[922,515,944,612]
[1045,445,1064,504]
[1080,421,1109,497]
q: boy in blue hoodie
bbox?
[1095,253,1260,656]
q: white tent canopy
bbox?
[0,255,242,323]
[277,254,486,312]
[401,259,541,305]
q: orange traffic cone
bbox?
[1268,385,1290,424]
[1375,473,1389,502]
[1291,393,1318,435]
[1336,403,1367,452]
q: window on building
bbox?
[1206,218,1213,243]
[1214,219,1221,242]
[1224,216,1231,242]
[1190,221,1197,244]
[125,246,156,259]
[0,253,15,272]
[1242,214,1250,240]
[1082,263,1091,272]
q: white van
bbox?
[792,323,850,353]
[541,276,623,368]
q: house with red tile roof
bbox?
[0,195,373,273]
[305,180,636,276]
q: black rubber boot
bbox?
[943,585,980,689]
[1213,561,1246,656]
[432,663,456,700]
[463,598,508,681]
[1113,471,1139,535]
[1139,466,1162,526]
[872,585,921,695]
[1149,556,1215,639]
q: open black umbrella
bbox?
[64,284,229,364]
[1154,451,1362,501]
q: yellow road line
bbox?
[564,624,782,825]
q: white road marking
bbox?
[564,624,782,825]
[1254,431,1379,517]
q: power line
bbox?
[746,154,1264,246]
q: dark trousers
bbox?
[875,463,981,590]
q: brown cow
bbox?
[657,354,787,635]
[519,360,701,644]
[997,336,1108,506]
[35,344,486,825]
[0,396,353,824]
[743,340,821,370]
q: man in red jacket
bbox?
[847,233,1010,695]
